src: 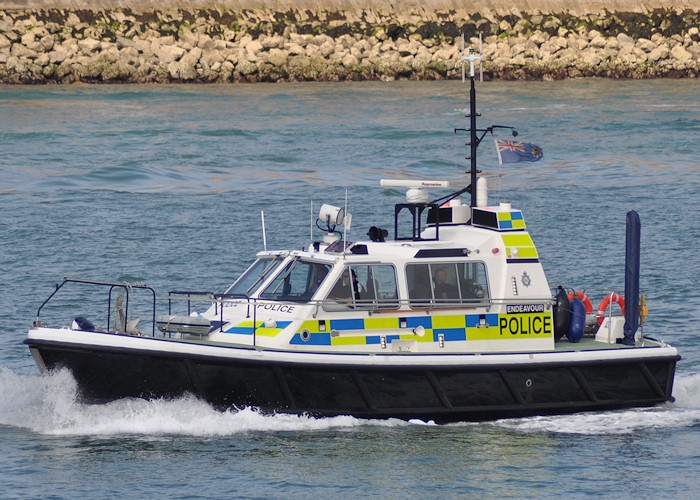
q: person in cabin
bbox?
[433,267,458,302]
[330,269,360,301]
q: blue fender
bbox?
[567,299,586,343]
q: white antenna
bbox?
[479,34,483,82]
[310,200,313,244]
[342,188,349,255]
[461,34,465,82]
[461,33,483,82]
[261,210,267,251]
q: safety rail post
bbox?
[212,293,252,342]
[34,279,70,326]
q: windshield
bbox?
[225,257,284,296]
[258,258,332,303]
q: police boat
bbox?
[24,48,679,423]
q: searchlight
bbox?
[319,204,345,227]
[316,203,352,246]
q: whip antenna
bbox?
[310,200,313,245]
[479,34,483,82]
[461,34,466,82]
[261,210,267,251]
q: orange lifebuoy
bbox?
[568,291,593,314]
[597,293,626,325]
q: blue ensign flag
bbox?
[495,138,544,164]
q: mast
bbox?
[468,49,479,208]
[460,38,482,209]
[458,37,518,211]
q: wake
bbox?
[0,367,414,436]
[2,367,698,437]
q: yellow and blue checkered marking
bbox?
[497,210,526,230]
[289,313,523,346]
[226,312,552,347]
[225,320,293,336]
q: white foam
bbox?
[671,372,700,408]
[0,367,414,437]
[489,372,700,435]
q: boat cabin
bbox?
[194,185,557,355]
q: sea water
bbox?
[0,80,699,498]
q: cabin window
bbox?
[325,264,399,310]
[407,262,489,308]
[226,257,284,296]
[258,259,332,302]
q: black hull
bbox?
[25,338,679,423]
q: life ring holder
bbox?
[568,291,593,314]
[597,293,625,325]
[639,295,648,325]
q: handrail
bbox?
[167,290,215,315]
[213,293,255,342]
[165,293,555,316]
[166,291,256,340]
[34,277,558,345]
[34,277,157,336]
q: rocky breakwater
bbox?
[0,8,698,83]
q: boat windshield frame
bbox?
[257,256,333,303]
[224,255,285,296]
